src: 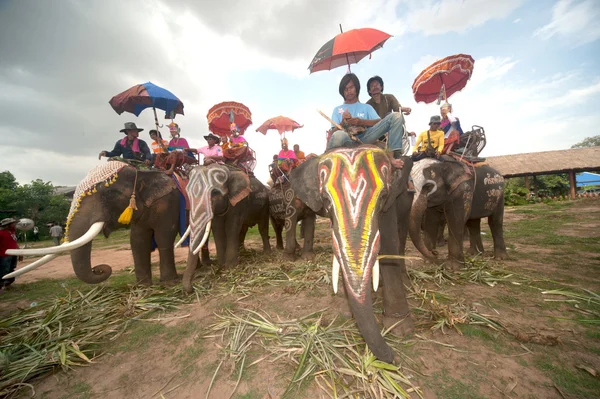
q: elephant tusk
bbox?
[424,179,437,197]
[174,226,191,248]
[372,259,380,292]
[192,221,212,255]
[332,255,340,294]
[2,254,59,279]
[6,222,105,256]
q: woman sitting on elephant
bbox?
[223,123,255,172]
[440,102,463,154]
[277,138,298,178]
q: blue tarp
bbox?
[576,172,600,187]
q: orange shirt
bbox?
[151,140,169,153]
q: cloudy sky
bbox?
[1,0,599,186]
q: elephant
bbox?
[6,161,186,285]
[183,164,270,293]
[267,181,325,260]
[290,145,414,364]
[409,157,507,269]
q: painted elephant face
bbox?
[187,164,230,252]
[317,147,392,299]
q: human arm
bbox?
[101,141,123,159]
[413,132,423,153]
[437,131,445,152]
[347,104,380,127]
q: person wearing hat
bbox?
[188,133,224,165]
[0,218,20,291]
[99,122,152,165]
[412,115,445,157]
[366,75,411,119]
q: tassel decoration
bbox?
[118,193,137,224]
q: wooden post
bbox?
[532,175,538,198]
[524,176,530,198]
[569,170,576,199]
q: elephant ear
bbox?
[290,156,323,212]
[137,171,178,208]
[228,170,251,207]
[382,156,413,212]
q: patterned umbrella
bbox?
[308,26,392,74]
[412,54,475,104]
[256,116,303,136]
[109,82,184,118]
[207,101,252,137]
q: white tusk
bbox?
[174,226,191,248]
[192,221,212,255]
[2,254,59,279]
[332,255,340,294]
[372,259,380,292]
[6,222,105,256]
[424,179,437,197]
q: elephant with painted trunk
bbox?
[267,181,326,260]
[182,164,270,293]
[409,157,507,269]
[5,161,188,285]
[291,145,414,363]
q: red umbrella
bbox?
[412,54,475,104]
[256,116,303,135]
[308,26,392,73]
[207,101,252,137]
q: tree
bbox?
[571,135,600,148]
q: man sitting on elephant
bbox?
[326,73,407,165]
[99,122,152,167]
[189,133,224,165]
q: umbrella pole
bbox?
[152,107,168,152]
[340,23,351,73]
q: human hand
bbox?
[401,107,411,115]
[204,158,215,165]
[98,151,106,160]
[342,109,352,121]
[391,159,404,169]
[144,160,151,167]
[409,131,416,137]
[347,118,361,126]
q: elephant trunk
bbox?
[409,189,437,261]
[182,251,199,294]
[345,276,394,363]
[68,219,112,284]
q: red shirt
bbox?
[0,228,18,257]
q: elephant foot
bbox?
[283,252,296,261]
[437,239,446,247]
[383,313,414,337]
[445,259,463,272]
[263,246,272,254]
[300,251,315,261]
[276,244,284,250]
[159,276,181,287]
[431,249,439,256]
[494,250,508,260]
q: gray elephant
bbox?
[268,181,325,260]
[6,161,185,285]
[409,157,507,269]
[183,164,270,293]
[290,145,414,363]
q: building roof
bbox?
[53,186,77,196]
[485,147,600,178]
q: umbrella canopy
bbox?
[207,101,252,137]
[109,82,184,118]
[308,27,392,73]
[412,54,475,104]
[256,116,303,135]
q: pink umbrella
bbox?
[256,116,303,136]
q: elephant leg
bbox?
[300,216,316,260]
[299,220,305,239]
[466,219,483,255]
[396,195,411,289]
[130,225,153,285]
[444,201,466,270]
[154,238,179,284]
[258,215,272,253]
[489,206,508,260]
[424,209,442,255]
[437,219,446,247]
[224,211,245,267]
[380,206,413,336]
[271,217,284,250]
[284,217,299,260]
[212,217,228,266]
[201,237,211,266]
[238,225,249,250]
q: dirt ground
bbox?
[2,199,599,399]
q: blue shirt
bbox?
[331,102,380,126]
